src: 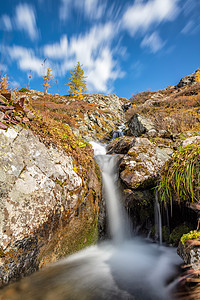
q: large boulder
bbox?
[107,136,136,154]
[119,137,170,189]
[0,126,82,248]
[0,125,101,286]
[127,114,157,137]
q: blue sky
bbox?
[0,0,200,99]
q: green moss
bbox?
[95,162,101,183]
[162,226,170,243]
[181,230,200,245]
[169,224,190,246]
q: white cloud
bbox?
[0,14,12,31]
[8,46,43,76]
[43,23,124,93]
[59,0,105,21]
[86,48,124,92]
[181,20,194,34]
[122,0,179,36]
[44,35,68,59]
[15,3,38,40]
[141,32,165,53]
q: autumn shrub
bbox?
[0,74,9,91]
[130,90,154,105]
[158,143,200,213]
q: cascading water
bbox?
[0,142,183,300]
[155,189,163,245]
[91,142,132,243]
[112,124,126,140]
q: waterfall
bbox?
[90,141,131,242]
[154,189,162,245]
[0,142,183,300]
[112,123,126,140]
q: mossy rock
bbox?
[169,224,190,246]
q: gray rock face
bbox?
[176,72,196,88]
[119,138,169,189]
[0,125,82,248]
[127,114,157,137]
[178,241,200,270]
[77,94,127,140]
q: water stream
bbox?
[155,189,163,245]
[1,142,183,299]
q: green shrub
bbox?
[158,143,200,213]
[18,88,30,92]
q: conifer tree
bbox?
[68,62,86,98]
[43,67,53,93]
[0,74,9,91]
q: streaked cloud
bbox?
[122,0,179,36]
[141,32,165,53]
[0,14,12,31]
[59,0,106,21]
[0,63,8,73]
[15,3,38,40]
[8,46,43,76]
[181,20,194,35]
[43,23,123,93]
[44,36,68,60]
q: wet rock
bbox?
[178,241,200,270]
[107,136,136,154]
[0,236,39,287]
[122,188,155,233]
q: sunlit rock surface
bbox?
[0,126,82,247]
[0,125,101,286]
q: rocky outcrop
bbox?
[127,114,157,138]
[0,92,34,130]
[108,137,169,189]
[176,70,198,89]
[0,125,101,286]
[63,93,128,141]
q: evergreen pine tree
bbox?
[68,62,87,98]
[43,68,53,93]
